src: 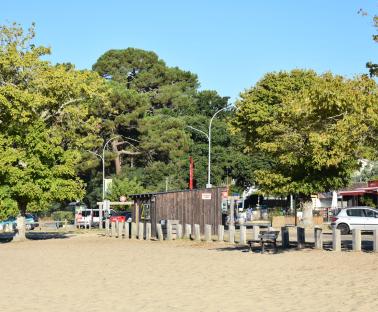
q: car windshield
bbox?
[81,211,91,217]
[118,211,131,216]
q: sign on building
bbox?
[202,193,212,200]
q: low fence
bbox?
[103,220,378,253]
[271,216,323,227]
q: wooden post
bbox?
[239,225,246,244]
[138,222,144,240]
[124,222,130,240]
[111,221,116,238]
[156,223,163,241]
[218,225,224,242]
[281,226,289,249]
[135,203,139,235]
[194,224,201,241]
[228,225,235,243]
[185,224,191,239]
[14,216,26,241]
[314,227,323,250]
[373,229,378,253]
[297,227,305,249]
[230,197,235,226]
[332,227,341,252]
[166,220,172,240]
[352,229,361,252]
[119,221,124,238]
[176,224,183,239]
[115,220,119,237]
[146,223,151,240]
[252,225,259,241]
[131,222,137,239]
[105,219,110,237]
[99,205,103,230]
[205,224,212,242]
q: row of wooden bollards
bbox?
[284,226,378,252]
[329,228,378,252]
[105,222,276,245]
[104,220,378,252]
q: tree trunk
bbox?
[111,140,122,175]
[300,200,314,228]
[14,202,27,242]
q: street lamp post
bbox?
[102,136,120,200]
[88,135,140,201]
[187,106,230,188]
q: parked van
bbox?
[75,209,102,227]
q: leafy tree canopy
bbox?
[107,176,145,202]
[232,69,378,197]
[0,23,109,215]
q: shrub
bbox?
[51,211,74,222]
[268,207,284,217]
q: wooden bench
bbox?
[247,230,279,253]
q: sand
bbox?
[1,234,378,312]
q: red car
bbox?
[109,210,132,223]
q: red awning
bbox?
[359,186,378,192]
[338,191,365,196]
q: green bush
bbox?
[360,196,376,208]
[268,207,284,217]
[51,211,74,222]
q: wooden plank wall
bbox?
[151,187,226,236]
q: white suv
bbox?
[331,206,378,235]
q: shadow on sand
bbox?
[214,244,304,255]
[215,239,376,254]
[0,231,74,243]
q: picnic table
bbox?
[247,230,280,253]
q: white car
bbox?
[331,206,378,235]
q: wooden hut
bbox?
[129,187,227,237]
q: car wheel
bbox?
[337,223,350,235]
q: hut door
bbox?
[141,203,151,222]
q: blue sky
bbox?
[1,0,378,101]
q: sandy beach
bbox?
[1,234,377,312]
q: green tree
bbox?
[89,48,198,178]
[365,14,378,77]
[92,48,198,97]
[353,160,378,182]
[107,176,145,202]
[232,70,378,199]
[0,23,108,237]
[91,48,258,195]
